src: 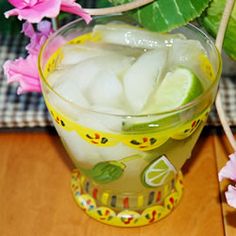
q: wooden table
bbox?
[0,128,235,236]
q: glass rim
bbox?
[38,15,222,118]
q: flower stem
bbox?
[51,18,59,31]
[84,0,154,15]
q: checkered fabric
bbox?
[209,76,236,126]
[0,1,236,128]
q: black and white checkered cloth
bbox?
[0,4,236,128]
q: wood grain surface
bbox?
[0,128,234,236]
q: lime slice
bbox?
[142,155,176,187]
[122,67,203,133]
[148,67,204,113]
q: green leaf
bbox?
[109,0,211,32]
[200,0,236,60]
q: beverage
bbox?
[39,15,221,227]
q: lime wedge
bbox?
[146,67,204,113]
[122,67,203,133]
[142,155,176,187]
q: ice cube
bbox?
[46,91,81,120]
[61,44,96,66]
[123,49,168,113]
[54,80,90,108]
[89,106,128,133]
[93,24,186,49]
[75,109,124,133]
[87,70,123,108]
[169,39,205,64]
[56,128,103,168]
[47,69,67,87]
[47,66,91,109]
[53,53,134,96]
[91,105,127,115]
[93,107,127,133]
[60,43,118,66]
[76,111,112,132]
[168,39,208,84]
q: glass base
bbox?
[71,170,183,227]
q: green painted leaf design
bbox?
[109,0,211,32]
[85,161,126,184]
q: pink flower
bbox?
[5,0,92,23]
[3,55,41,94]
[225,185,236,208]
[3,21,53,94]
[22,20,53,55]
[219,152,236,182]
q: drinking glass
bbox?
[38,15,221,227]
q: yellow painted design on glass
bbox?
[171,109,209,140]
[137,195,144,208]
[122,135,169,151]
[199,53,215,81]
[46,97,209,150]
[80,175,86,186]
[101,193,109,205]
[68,32,101,45]
[76,194,96,210]
[44,48,63,78]
[171,114,205,140]
[90,207,116,222]
[71,170,183,227]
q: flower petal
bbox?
[22,22,35,37]
[23,21,53,55]
[8,0,32,9]
[3,55,41,94]
[60,0,92,23]
[219,152,236,181]
[225,185,236,208]
[5,0,61,23]
[4,8,20,19]
[37,21,53,35]
[26,34,48,55]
